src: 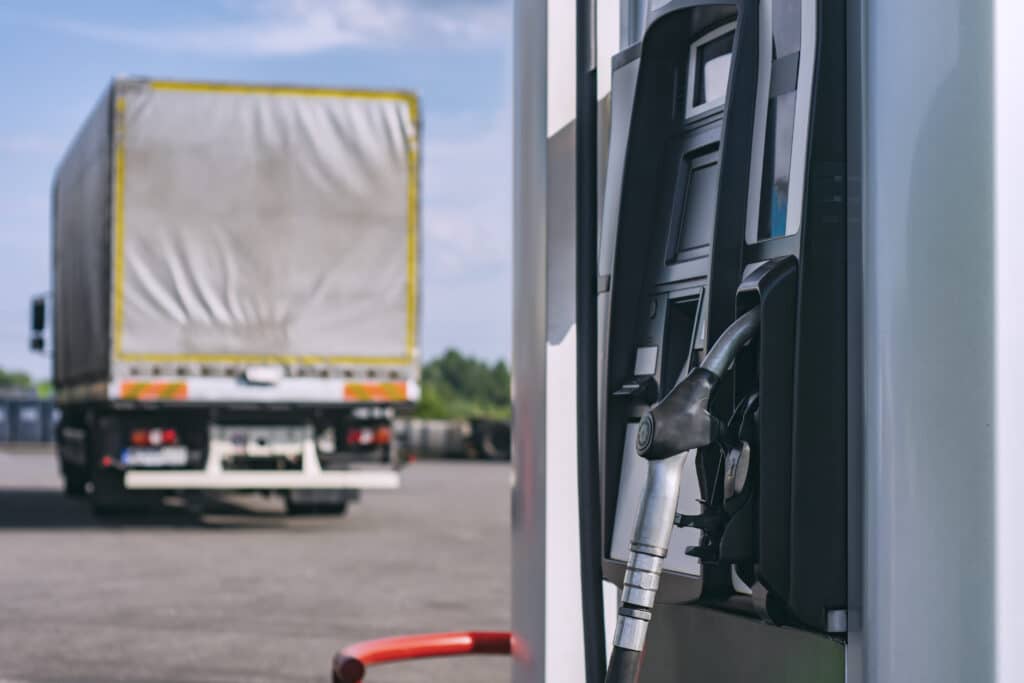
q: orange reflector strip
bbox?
[120,381,188,401]
[343,382,407,402]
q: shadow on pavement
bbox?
[0,488,323,530]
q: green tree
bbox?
[415,350,510,420]
[0,368,33,390]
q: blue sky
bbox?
[0,0,512,379]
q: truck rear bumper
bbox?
[123,423,401,492]
[124,468,400,491]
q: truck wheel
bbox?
[285,490,350,516]
[285,500,348,516]
[62,466,88,497]
[320,501,348,515]
[472,420,512,461]
[90,469,144,516]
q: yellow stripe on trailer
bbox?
[112,96,127,358]
[148,80,419,115]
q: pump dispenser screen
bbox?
[676,158,719,254]
[688,24,736,117]
[695,35,733,107]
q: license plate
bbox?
[122,446,189,467]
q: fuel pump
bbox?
[599,0,848,680]
[332,0,1015,680]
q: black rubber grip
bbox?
[605,646,643,683]
[637,367,719,460]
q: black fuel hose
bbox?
[606,646,643,683]
[701,307,760,377]
[575,0,606,681]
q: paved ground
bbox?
[0,450,512,683]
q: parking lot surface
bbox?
[0,450,511,683]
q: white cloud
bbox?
[418,105,512,360]
[422,104,511,276]
[55,0,509,56]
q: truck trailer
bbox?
[36,78,420,514]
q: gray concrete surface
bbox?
[0,449,512,683]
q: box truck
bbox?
[33,78,420,514]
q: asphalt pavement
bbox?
[0,449,512,683]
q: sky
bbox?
[0,0,512,379]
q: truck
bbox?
[32,78,421,514]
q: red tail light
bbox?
[346,428,370,448]
[345,427,377,447]
[374,426,391,446]
[129,428,179,447]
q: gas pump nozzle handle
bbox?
[636,367,721,460]
[607,309,762,683]
[636,308,760,460]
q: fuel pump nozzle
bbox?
[606,308,760,683]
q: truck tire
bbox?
[285,490,351,516]
[90,468,147,516]
[469,419,512,460]
[286,500,348,516]
[62,466,88,497]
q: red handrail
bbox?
[332,631,513,683]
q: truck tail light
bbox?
[129,428,179,447]
[345,427,377,447]
[374,426,391,446]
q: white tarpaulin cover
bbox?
[115,81,418,366]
